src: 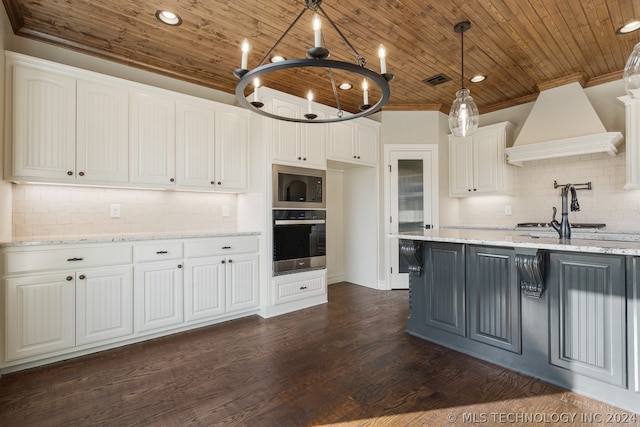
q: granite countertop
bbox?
[394,227,640,256]
[0,231,261,248]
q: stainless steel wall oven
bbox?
[273,210,326,274]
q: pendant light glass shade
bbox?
[624,41,640,98]
[449,21,479,137]
[449,88,479,137]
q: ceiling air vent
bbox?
[423,74,451,86]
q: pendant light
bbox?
[449,21,479,137]
[624,41,640,98]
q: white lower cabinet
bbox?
[184,256,226,322]
[134,261,184,333]
[5,273,76,361]
[273,269,326,305]
[184,239,260,322]
[2,235,260,371]
[76,267,133,346]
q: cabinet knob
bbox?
[357,156,361,159]
[210,181,215,185]
[221,260,226,264]
[303,158,307,161]
[177,264,182,269]
[78,171,85,177]
[468,189,472,192]
[298,157,302,160]
[66,276,73,281]
[473,188,477,191]
[79,274,86,280]
[353,155,357,159]
[228,259,233,263]
[67,171,73,176]
[170,178,175,183]
[217,181,222,185]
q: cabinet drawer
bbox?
[4,245,133,274]
[185,236,258,258]
[274,271,326,305]
[134,242,183,262]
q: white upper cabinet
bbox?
[214,109,249,190]
[449,121,515,197]
[77,80,129,183]
[129,91,177,187]
[11,64,77,181]
[327,118,379,166]
[270,96,326,168]
[6,52,249,193]
[176,99,216,189]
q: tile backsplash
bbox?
[12,184,237,237]
[457,151,640,231]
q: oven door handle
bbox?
[274,219,326,225]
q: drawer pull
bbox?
[156,251,168,254]
[222,246,231,249]
[67,257,83,262]
[79,275,86,280]
[300,286,308,290]
[66,276,73,281]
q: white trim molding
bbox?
[505,132,623,166]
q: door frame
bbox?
[383,144,439,290]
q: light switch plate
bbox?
[504,205,512,216]
[222,205,230,217]
[110,204,121,218]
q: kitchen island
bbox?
[397,228,640,414]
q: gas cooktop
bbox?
[516,222,606,229]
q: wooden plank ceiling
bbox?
[3,0,640,114]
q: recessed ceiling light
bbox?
[156,10,182,26]
[470,75,486,83]
[270,55,287,63]
[339,83,353,90]
[617,20,640,34]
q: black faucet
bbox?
[551,184,580,239]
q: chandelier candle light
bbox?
[233,0,392,123]
[449,21,480,137]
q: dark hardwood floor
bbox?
[0,282,636,426]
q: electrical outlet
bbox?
[222,205,230,217]
[110,204,121,218]
[504,205,512,216]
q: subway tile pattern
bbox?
[12,184,237,237]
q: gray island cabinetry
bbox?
[400,229,639,414]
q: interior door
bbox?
[388,148,437,289]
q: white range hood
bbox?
[505,82,623,166]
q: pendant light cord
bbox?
[460,26,465,89]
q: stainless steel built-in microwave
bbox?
[272,164,326,209]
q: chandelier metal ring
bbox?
[236,59,391,123]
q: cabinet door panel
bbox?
[449,136,473,195]
[130,92,176,185]
[134,262,183,332]
[271,98,301,163]
[549,253,626,387]
[423,243,466,336]
[12,65,76,180]
[184,257,226,321]
[5,273,75,360]
[226,254,259,312]
[176,100,216,188]
[355,123,378,165]
[76,267,133,345]
[327,121,355,161]
[76,80,129,182]
[628,257,640,396]
[215,110,248,190]
[473,130,500,193]
[467,246,521,353]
